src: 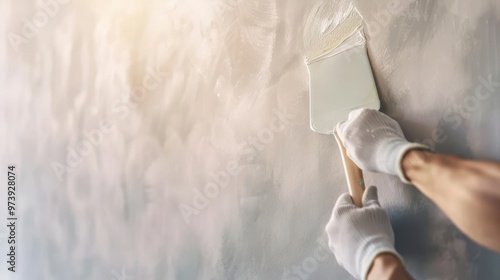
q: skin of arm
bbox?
[401,149,500,252]
[367,253,413,280]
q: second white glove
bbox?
[325,186,403,280]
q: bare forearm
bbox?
[401,150,500,251]
[367,253,413,280]
[402,150,500,198]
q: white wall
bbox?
[1,0,499,279]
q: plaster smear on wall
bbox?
[1,0,500,279]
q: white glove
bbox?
[336,108,428,184]
[325,186,403,280]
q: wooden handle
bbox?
[334,132,365,207]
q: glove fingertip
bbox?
[334,193,354,211]
[362,185,380,206]
[350,108,368,118]
[335,121,346,136]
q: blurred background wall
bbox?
[1,0,500,279]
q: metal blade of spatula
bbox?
[304,9,380,207]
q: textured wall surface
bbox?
[1,0,499,279]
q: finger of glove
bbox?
[327,193,356,228]
[335,120,359,166]
[334,193,356,210]
[336,108,366,136]
[362,185,381,208]
[335,120,348,145]
[372,110,405,137]
[352,108,402,135]
[326,193,355,231]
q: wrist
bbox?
[367,253,411,280]
[401,149,432,184]
[397,144,430,184]
[359,241,400,280]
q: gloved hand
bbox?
[336,108,428,184]
[325,186,403,280]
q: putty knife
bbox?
[304,9,380,207]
